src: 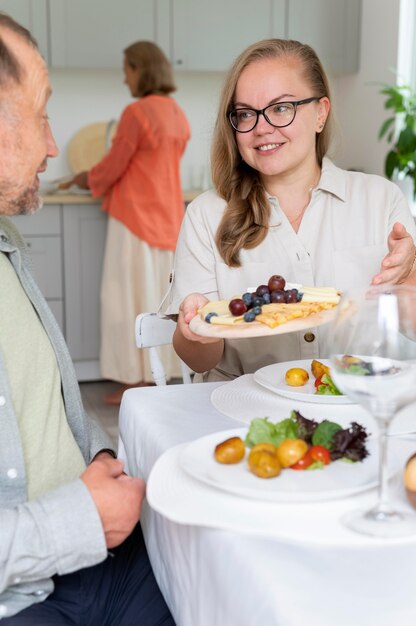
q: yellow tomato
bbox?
[276,439,309,468]
[285,367,309,387]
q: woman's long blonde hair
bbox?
[212,39,333,267]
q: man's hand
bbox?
[372,222,416,285]
[81,456,145,549]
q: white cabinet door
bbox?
[0,0,49,61]
[287,0,361,75]
[171,0,285,71]
[8,205,64,332]
[49,0,162,68]
[62,204,107,377]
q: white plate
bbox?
[189,307,337,339]
[180,428,394,503]
[254,359,354,405]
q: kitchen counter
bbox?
[42,189,202,205]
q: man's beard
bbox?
[13,185,43,215]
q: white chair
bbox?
[135,312,193,386]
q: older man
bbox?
[0,13,174,625]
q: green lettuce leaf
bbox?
[316,373,342,396]
[311,419,342,449]
[245,416,298,448]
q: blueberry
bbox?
[205,312,218,323]
[242,292,254,308]
[297,291,303,302]
[252,297,263,307]
[243,310,256,322]
[252,305,262,315]
[262,292,271,304]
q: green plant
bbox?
[378,84,416,199]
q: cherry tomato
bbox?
[310,445,331,465]
[314,375,324,390]
[291,449,314,470]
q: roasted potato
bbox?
[311,359,330,379]
[250,442,278,456]
[285,367,309,387]
[214,436,246,464]
[248,448,281,478]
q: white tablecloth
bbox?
[118,378,416,626]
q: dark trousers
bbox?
[3,524,175,626]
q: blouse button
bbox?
[7,468,17,479]
[304,332,315,343]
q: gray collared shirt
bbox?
[0,217,113,619]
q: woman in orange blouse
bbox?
[67,41,191,403]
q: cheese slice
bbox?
[197,286,340,328]
[299,286,340,304]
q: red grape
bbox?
[270,290,286,303]
[255,284,270,297]
[229,298,248,316]
[268,275,286,291]
[285,289,298,303]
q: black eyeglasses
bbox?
[228,97,321,133]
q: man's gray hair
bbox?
[0,12,37,86]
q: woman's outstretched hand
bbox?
[371,222,416,285]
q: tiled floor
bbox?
[79,380,121,448]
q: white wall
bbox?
[330,0,401,175]
[43,0,402,188]
[44,68,224,190]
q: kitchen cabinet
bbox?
[42,0,360,74]
[9,201,107,381]
[62,204,107,381]
[0,0,49,62]
[170,0,285,71]
[9,206,64,330]
[48,0,167,68]
[287,0,361,75]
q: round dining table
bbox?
[118,373,416,626]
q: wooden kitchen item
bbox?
[67,120,117,173]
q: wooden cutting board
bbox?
[67,120,117,173]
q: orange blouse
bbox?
[88,94,190,250]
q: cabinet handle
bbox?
[26,241,32,248]
[176,59,183,65]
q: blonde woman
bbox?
[67,41,190,403]
[165,38,416,382]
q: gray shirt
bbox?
[0,217,113,619]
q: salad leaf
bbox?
[311,420,342,449]
[316,374,342,396]
[244,413,370,464]
[273,417,298,444]
[245,416,298,448]
[330,422,370,462]
[291,410,318,443]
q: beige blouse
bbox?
[165,158,416,381]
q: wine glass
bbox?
[328,284,416,537]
